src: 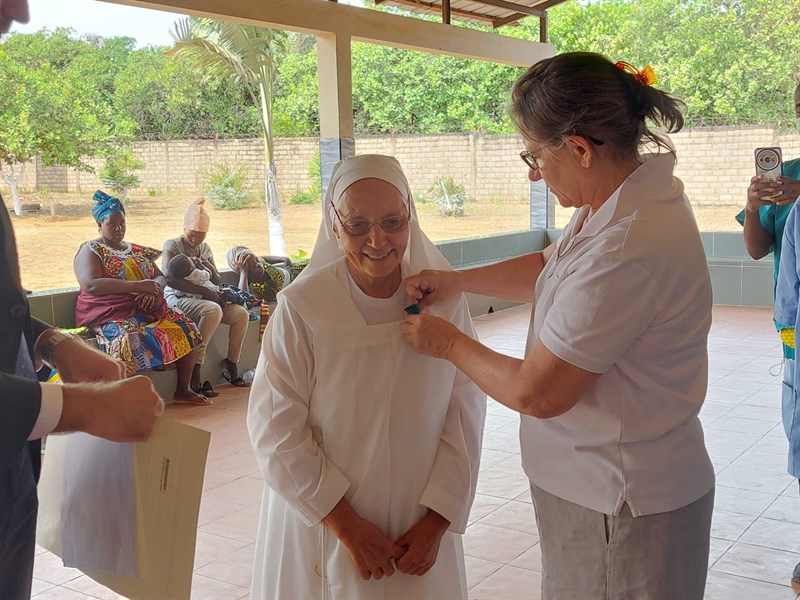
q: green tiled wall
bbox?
[27,231,775,321]
[435,230,546,268]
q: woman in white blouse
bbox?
[402,52,715,600]
[247,154,486,599]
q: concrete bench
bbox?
[28,270,263,400]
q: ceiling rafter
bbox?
[376,0,506,25]
[378,0,560,27]
[472,0,544,18]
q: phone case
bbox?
[755,147,783,182]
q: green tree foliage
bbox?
[351,42,522,134]
[2,0,799,189]
[272,33,523,136]
[0,28,122,215]
[542,0,800,124]
[99,146,145,201]
[114,47,262,139]
[273,34,319,137]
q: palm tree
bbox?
[169,17,287,255]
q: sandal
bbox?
[222,368,249,387]
[193,380,219,398]
[173,393,213,406]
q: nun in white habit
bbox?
[247,154,486,600]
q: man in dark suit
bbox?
[0,3,165,597]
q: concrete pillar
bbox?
[529,179,553,229]
[317,33,355,199]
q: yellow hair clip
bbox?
[614,61,658,86]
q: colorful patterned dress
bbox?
[248,258,310,302]
[81,240,203,376]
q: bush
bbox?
[202,163,255,210]
[428,177,466,217]
[290,190,319,205]
[99,147,145,201]
[289,150,322,205]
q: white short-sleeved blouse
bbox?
[521,152,715,517]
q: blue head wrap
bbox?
[92,190,125,223]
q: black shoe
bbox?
[792,561,800,585]
[193,380,219,398]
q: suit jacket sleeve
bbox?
[31,317,51,342]
[0,372,42,470]
[0,197,50,470]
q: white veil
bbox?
[297,154,453,281]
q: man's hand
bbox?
[56,376,164,442]
[404,270,463,309]
[395,510,450,576]
[47,335,126,383]
[400,313,462,360]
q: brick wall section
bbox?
[11,126,800,206]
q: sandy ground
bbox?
[7,192,742,292]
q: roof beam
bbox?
[474,0,545,18]
[376,0,505,25]
[96,0,552,67]
[527,0,566,10]
[492,13,525,27]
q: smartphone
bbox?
[755,147,783,182]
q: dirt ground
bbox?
[7,192,743,292]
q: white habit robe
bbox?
[248,257,486,600]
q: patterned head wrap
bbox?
[92,190,125,223]
[184,197,210,232]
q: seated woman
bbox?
[247,154,486,599]
[168,254,258,308]
[73,190,209,405]
[226,245,308,303]
[162,198,250,390]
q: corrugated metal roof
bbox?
[372,0,566,28]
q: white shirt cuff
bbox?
[27,383,64,440]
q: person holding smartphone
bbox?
[768,81,800,587]
[740,82,800,304]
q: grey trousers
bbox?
[530,482,714,600]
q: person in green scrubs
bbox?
[738,83,800,360]
[740,83,800,585]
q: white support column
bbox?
[529,180,553,230]
[317,32,355,198]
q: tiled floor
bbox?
[32,305,800,599]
